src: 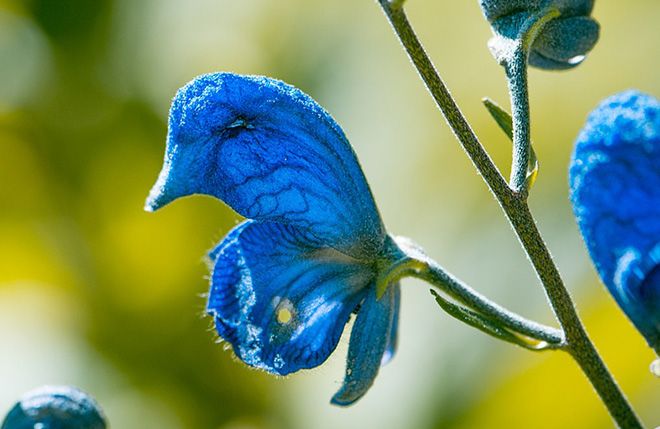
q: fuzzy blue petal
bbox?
[570,90,660,353]
[207,220,374,375]
[331,285,397,406]
[1,386,106,429]
[146,72,385,258]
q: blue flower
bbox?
[1,386,106,429]
[479,0,599,69]
[570,90,660,355]
[145,72,403,405]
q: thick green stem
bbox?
[505,201,643,429]
[377,2,644,427]
[375,1,511,205]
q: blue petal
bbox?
[207,220,374,375]
[331,285,397,406]
[146,72,385,258]
[381,282,401,366]
[570,90,660,352]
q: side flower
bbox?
[479,0,599,69]
[146,72,404,405]
[1,386,106,429]
[569,90,660,355]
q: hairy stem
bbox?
[506,200,643,428]
[506,48,531,194]
[375,1,512,205]
[379,255,564,345]
[377,2,644,427]
[421,262,563,345]
[505,8,558,194]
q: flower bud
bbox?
[479,0,600,69]
[1,386,106,429]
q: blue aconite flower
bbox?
[1,386,106,429]
[145,72,403,405]
[570,91,660,355]
[479,0,599,69]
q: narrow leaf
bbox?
[482,97,540,189]
[483,97,513,140]
[526,144,539,188]
[430,290,554,352]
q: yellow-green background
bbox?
[0,0,658,428]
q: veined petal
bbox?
[331,285,397,406]
[146,73,385,258]
[207,220,374,375]
[570,90,660,352]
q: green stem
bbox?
[376,2,644,428]
[422,262,564,345]
[504,8,558,194]
[505,201,643,429]
[505,48,531,194]
[379,255,564,345]
[430,289,557,352]
[375,1,512,206]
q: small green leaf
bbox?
[483,97,513,140]
[526,143,539,189]
[482,97,539,189]
[430,289,555,352]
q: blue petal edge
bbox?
[381,282,401,366]
[206,220,374,375]
[331,285,397,406]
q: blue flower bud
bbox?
[479,0,599,69]
[569,91,660,355]
[147,72,403,405]
[1,386,106,429]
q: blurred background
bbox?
[0,0,658,428]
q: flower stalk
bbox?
[500,8,559,194]
[376,1,645,427]
[506,47,532,194]
[377,241,563,347]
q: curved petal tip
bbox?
[144,160,177,212]
[331,286,397,406]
